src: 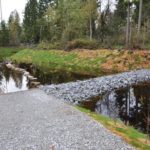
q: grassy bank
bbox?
[10,49,150,75]
[0,47,22,61]
[7,48,150,149]
[76,106,150,150]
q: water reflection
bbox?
[0,66,29,94]
[81,83,150,134]
[18,63,95,84]
[0,63,95,94]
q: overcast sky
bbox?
[1,0,116,22]
[1,0,27,22]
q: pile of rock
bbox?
[41,69,150,103]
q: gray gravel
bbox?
[0,89,134,150]
[41,69,150,103]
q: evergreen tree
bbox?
[37,0,98,44]
[23,0,39,43]
[38,0,56,42]
[114,0,127,26]
[38,0,52,17]
[8,10,21,46]
[0,21,9,46]
[20,0,150,48]
[96,1,115,45]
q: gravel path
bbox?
[0,89,134,150]
[41,69,150,103]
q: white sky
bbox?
[1,0,116,22]
[1,0,27,22]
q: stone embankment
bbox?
[42,69,150,103]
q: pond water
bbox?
[0,63,94,94]
[18,63,95,85]
[1,63,150,135]
[80,83,150,135]
[0,65,30,94]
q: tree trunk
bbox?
[90,16,92,41]
[137,0,143,44]
[126,2,131,49]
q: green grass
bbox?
[76,106,150,150]
[5,48,150,149]
[0,47,22,61]
[10,49,150,76]
[10,49,108,75]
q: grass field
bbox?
[10,49,150,75]
[0,47,22,61]
[76,106,150,150]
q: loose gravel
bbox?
[41,69,150,103]
[0,89,135,149]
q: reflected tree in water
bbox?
[2,66,23,89]
[133,84,150,137]
[86,83,150,136]
[96,92,119,121]
[11,71,23,89]
[2,66,11,82]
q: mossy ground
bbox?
[76,106,150,150]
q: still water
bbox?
[0,65,29,93]
[81,83,150,134]
[1,63,150,135]
[18,63,95,84]
[0,64,94,94]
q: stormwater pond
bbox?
[0,63,150,135]
[0,65,29,93]
[80,83,150,135]
[0,63,94,94]
[18,63,95,85]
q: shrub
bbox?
[38,41,62,50]
[66,39,99,50]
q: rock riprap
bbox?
[41,69,150,103]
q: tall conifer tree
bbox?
[23,0,38,43]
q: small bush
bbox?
[38,41,62,50]
[66,39,99,50]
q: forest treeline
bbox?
[0,0,150,50]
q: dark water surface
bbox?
[18,63,95,84]
[0,64,94,94]
[80,83,150,134]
